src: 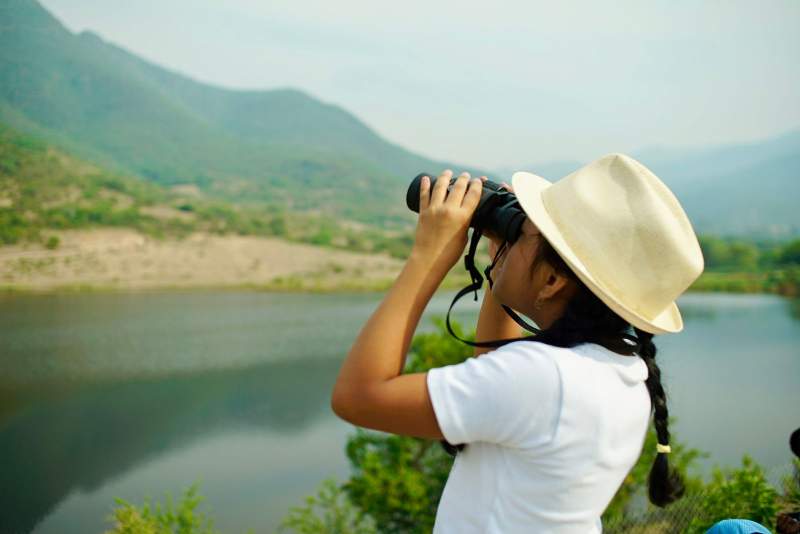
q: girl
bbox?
[331,153,704,532]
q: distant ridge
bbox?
[0,0,494,226]
[505,128,800,238]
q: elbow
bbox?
[330,384,354,422]
[331,384,374,427]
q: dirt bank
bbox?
[0,229,411,292]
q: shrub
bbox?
[687,455,779,533]
[780,458,800,511]
[278,477,376,534]
[104,483,221,534]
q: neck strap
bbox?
[445,228,542,348]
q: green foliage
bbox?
[780,459,800,511]
[686,455,779,533]
[44,235,59,249]
[278,478,376,534]
[699,235,800,271]
[342,432,450,534]
[0,207,38,244]
[105,483,221,534]
[777,240,800,265]
[692,235,800,295]
[309,221,335,246]
[269,214,288,237]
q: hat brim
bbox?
[511,171,684,334]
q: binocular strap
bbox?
[444,228,543,349]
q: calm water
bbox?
[0,290,798,533]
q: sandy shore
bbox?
[0,228,415,293]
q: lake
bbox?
[0,290,798,533]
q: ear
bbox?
[539,269,575,301]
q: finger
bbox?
[461,177,483,211]
[501,181,514,193]
[419,175,431,210]
[430,169,452,206]
[446,171,470,206]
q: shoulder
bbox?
[428,341,559,392]
[437,340,564,395]
[480,339,562,363]
[426,340,565,447]
[480,340,568,376]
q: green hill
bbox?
[0,123,418,258]
[0,0,494,227]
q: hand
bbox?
[411,169,483,271]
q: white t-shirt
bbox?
[426,340,651,533]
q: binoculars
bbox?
[406,173,527,246]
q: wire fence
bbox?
[603,460,799,533]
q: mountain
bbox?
[2,0,796,238]
[0,0,494,227]
[636,130,800,238]
[503,129,800,239]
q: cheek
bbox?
[508,247,535,284]
[493,250,534,300]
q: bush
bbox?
[44,235,60,249]
[686,455,779,533]
[780,458,800,511]
[269,214,288,237]
[278,478,376,534]
[104,483,222,534]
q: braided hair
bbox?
[440,235,685,507]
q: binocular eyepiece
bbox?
[406,173,528,246]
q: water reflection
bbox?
[0,357,340,534]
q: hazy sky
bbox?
[39,0,800,170]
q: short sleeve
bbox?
[426,341,562,448]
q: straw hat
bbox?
[511,153,704,334]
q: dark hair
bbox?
[441,235,685,507]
